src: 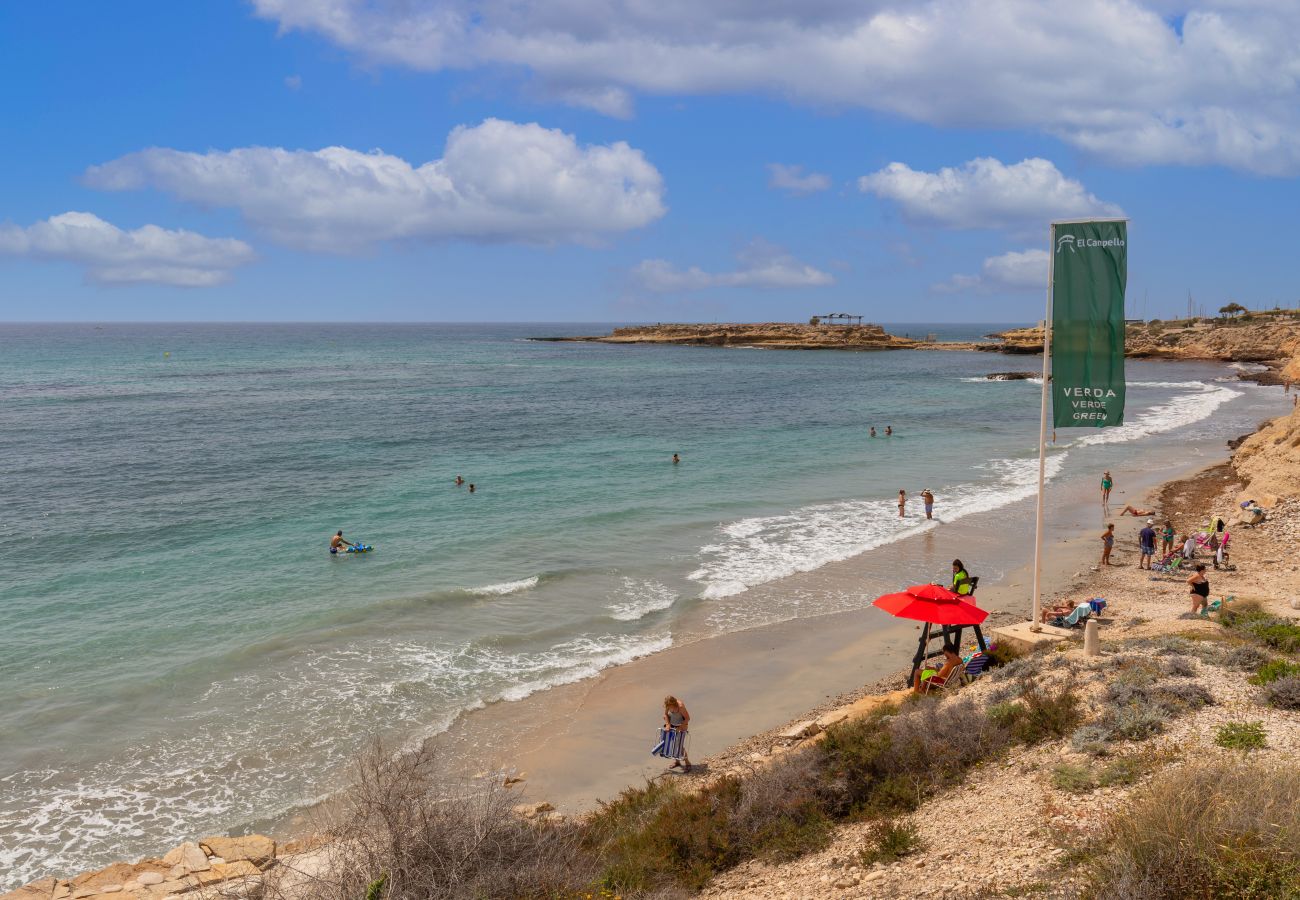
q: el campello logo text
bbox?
[1057,233,1125,253]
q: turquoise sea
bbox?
[0,323,1286,887]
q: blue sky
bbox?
[1,1,1298,323]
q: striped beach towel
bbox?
[651,728,690,759]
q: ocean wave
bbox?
[1074,381,1240,446]
[688,452,1068,600]
[0,630,670,891]
[606,578,678,621]
[466,576,540,597]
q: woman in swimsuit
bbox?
[897,489,906,518]
[1187,564,1210,615]
[1101,471,1113,505]
[1100,523,1115,566]
[663,696,691,772]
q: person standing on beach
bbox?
[897,489,907,518]
[1100,523,1115,566]
[1101,471,1113,507]
[1188,564,1210,615]
[1161,520,1175,558]
[662,696,691,772]
[1139,519,1157,570]
[922,489,935,520]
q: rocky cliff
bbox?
[984,313,1300,363]
[539,322,922,350]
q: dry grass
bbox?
[1081,761,1300,899]
[266,740,592,900]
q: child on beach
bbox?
[654,696,692,773]
[897,489,906,518]
[1100,523,1115,566]
[1161,520,1175,557]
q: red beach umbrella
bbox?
[874,585,988,625]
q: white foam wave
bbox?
[467,576,539,596]
[1075,381,1240,446]
[688,452,1067,600]
[606,578,678,621]
[959,375,1043,384]
[0,629,669,891]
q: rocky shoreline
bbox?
[544,311,1300,370]
[10,327,1300,900]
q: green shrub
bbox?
[1151,681,1213,713]
[1096,755,1155,788]
[819,698,1008,817]
[1080,761,1300,899]
[1246,619,1300,654]
[1012,682,1083,744]
[1070,724,1114,757]
[1223,644,1269,671]
[1248,658,1300,685]
[1215,721,1267,751]
[1051,763,1096,794]
[1092,703,1167,742]
[857,819,923,866]
[1265,675,1300,711]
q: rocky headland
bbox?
[536,321,924,350]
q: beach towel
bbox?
[651,728,689,759]
[1050,603,1092,629]
[1088,598,1107,616]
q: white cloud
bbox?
[85,119,666,253]
[0,212,254,287]
[767,163,831,196]
[251,0,1300,175]
[632,240,834,292]
[284,74,303,90]
[859,158,1122,230]
[935,248,1048,293]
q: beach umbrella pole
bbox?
[908,622,932,686]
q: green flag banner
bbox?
[1051,220,1127,428]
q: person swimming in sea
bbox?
[672,453,680,464]
[455,475,464,486]
[869,427,877,437]
[885,425,893,436]
[329,530,355,555]
[468,483,476,493]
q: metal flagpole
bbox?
[1030,224,1056,632]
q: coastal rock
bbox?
[549,322,922,351]
[984,371,1037,380]
[779,720,821,742]
[187,861,261,887]
[198,836,276,867]
[162,842,209,873]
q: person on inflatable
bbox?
[330,530,355,555]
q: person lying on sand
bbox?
[1119,504,1156,517]
[1041,600,1079,623]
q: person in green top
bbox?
[951,559,973,596]
[1161,520,1175,557]
[1101,471,1113,505]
